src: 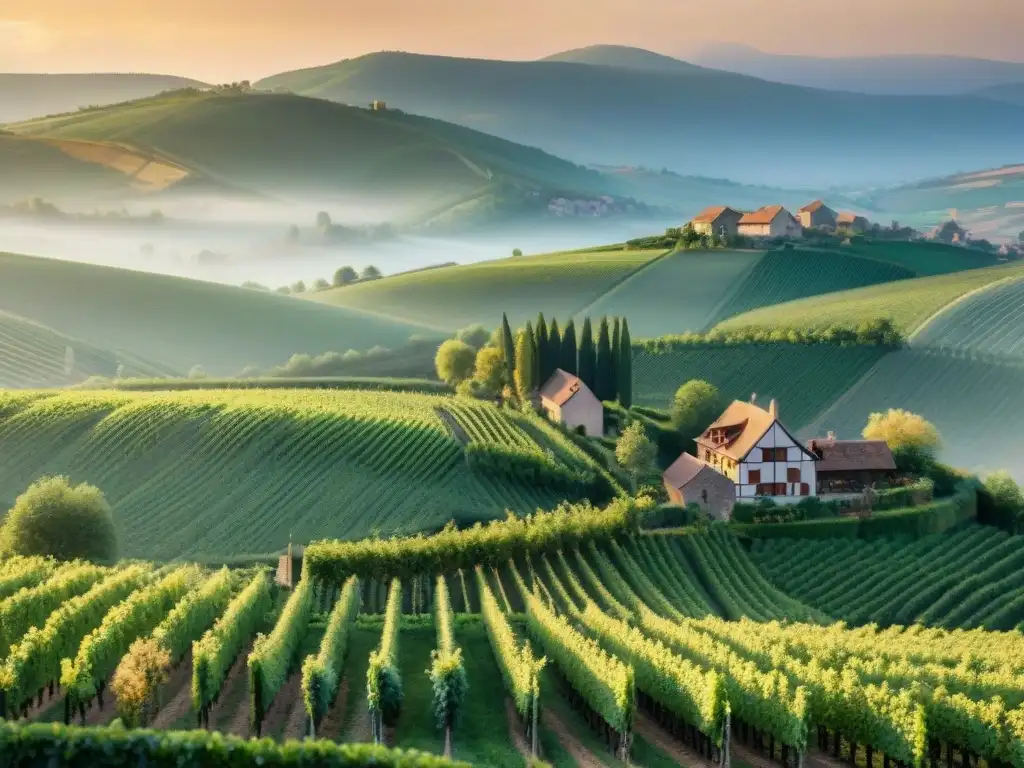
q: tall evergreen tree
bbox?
[578,317,596,392]
[500,313,515,384]
[514,325,536,403]
[535,314,549,385]
[618,318,633,408]
[611,317,621,401]
[561,319,578,375]
[595,317,613,401]
[547,319,562,380]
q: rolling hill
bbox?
[975,82,1024,106]
[6,89,618,223]
[690,44,1024,96]
[911,273,1024,358]
[0,73,206,123]
[540,44,701,74]
[257,51,1024,185]
[0,252,436,376]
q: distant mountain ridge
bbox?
[689,43,1024,96]
[0,73,207,123]
[540,44,702,74]
[257,50,1024,186]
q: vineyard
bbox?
[803,347,1024,480]
[632,342,889,428]
[0,251,435,376]
[715,262,1024,336]
[308,248,666,330]
[1,501,1022,768]
[713,249,915,323]
[751,522,1024,630]
[0,389,610,560]
[911,274,1024,358]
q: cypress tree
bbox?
[500,313,515,383]
[618,318,633,408]
[578,317,596,392]
[514,325,536,403]
[595,317,612,401]
[611,317,621,401]
[547,319,562,379]
[561,319,578,375]
[535,314,549,386]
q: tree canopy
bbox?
[863,409,941,456]
[0,476,118,563]
[333,266,358,286]
[672,380,723,448]
[615,422,657,492]
[434,339,476,386]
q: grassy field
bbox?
[752,523,1024,630]
[0,389,604,560]
[633,343,890,430]
[713,249,915,322]
[0,135,136,203]
[0,310,176,387]
[309,249,665,330]
[715,262,1024,335]
[802,347,1024,480]
[0,252,435,376]
[839,239,1003,276]
[911,273,1024,358]
[580,250,762,336]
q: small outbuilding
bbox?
[738,206,803,238]
[663,452,736,520]
[797,200,838,229]
[276,544,304,588]
[689,206,744,238]
[539,369,603,437]
[837,212,871,233]
[806,435,896,494]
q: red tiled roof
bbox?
[837,212,868,224]
[799,200,827,213]
[691,205,739,224]
[539,368,590,407]
[739,205,787,225]
[806,439,896,472]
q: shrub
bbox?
[0,477,118,563]
[616,422,657,491]
[456,324,491,350]
[671,380,723,446]
[110,638,170,727]
[333,266,358,286]
[863,409,941,456]
[312,278,330,291]
[435,339,476,386]
[361,266,382,281]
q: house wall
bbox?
[801,209,837,229]
[769,213,803,237]
[546,390,603,437]
[738,222,772,237]
[693,211,742,237]
[678,468,736,520]
[735,422,816,502]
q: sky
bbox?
[1,0,1022,81]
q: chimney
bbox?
[827,431,836,444]
[750,392,757,404]
[768,399,778,418]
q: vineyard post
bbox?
[720,710,731,768]
[531,687,539,756]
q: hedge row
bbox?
[731,482,977,541]
[0,722,467,766]
[80,377,452,394]
[463,443,603,499]
[635,318,903,351]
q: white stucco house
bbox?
[694,398,817,504]
[539,369,603,437]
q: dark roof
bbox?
[806,439,896,472]
[539,368,591,407]
[663,452,711,489]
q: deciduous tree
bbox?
[435,340,476,386]
[333,266,358,286]
[863,409,941,456]
[615,422,657,492]
[473,346,505,396]
[672,379,723,448]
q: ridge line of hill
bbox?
[798,351,896,438]
[908,272,1024,341]
[570,248,674,321]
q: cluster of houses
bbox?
[690,200,872,239]
[539,369,895,521]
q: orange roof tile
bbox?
[691,205,739,224]
[739,205,787,225]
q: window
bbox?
[755,484,771,496]
[748,469,761,484]
[773,483,787,496]
[800,483,810,496]
[787,467,800,483]
[761,448,786,462]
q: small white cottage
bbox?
[539,369,603,437]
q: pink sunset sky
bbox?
[1,0,1021,81]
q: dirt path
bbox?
[730,738,779,768]
[435,407,469,445]
[635,711,711,768]
[151,653,195,730]
[209,643,253,737]
[79,679,117,727]
[23,685,64,722]
[543,709,606,768]
[279,672,310,741]
[343,692,373,744]
[808,748,852,768]
[317,679,349,741]
[505,698,532,759]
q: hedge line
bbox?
[0,722,467,767]
[463,443,606,500]
[635,319,903,352]
[79,377,451,394]
[731,482,977,541]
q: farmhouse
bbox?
[695,398,817,503]
[837,212,871,233]
[737,206,803,238]
[662,452,736,520]
[797,200,838,229]
[807,435,896,494]
[540,368,603,437]
[689,205,744,237]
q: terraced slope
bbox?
[715,262,1024,335]
[0,252,435,376]
[633,342,889,429]
[0,389,606,560]
[0,310,176,387]
[840,240,1002,276]
[803,347,1024,480]
[911,273,1024,358]
[751,524,1024,630]
[714,249,915,322]
[309,249,665,330]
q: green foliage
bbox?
[500,314,515,382]
[546,319,562,385]
[0,476,118,564]
[434,339,476,385]
[464,443,599,499]
[368,579,404,738]
[641,319,904,351]
[595,317,614,401]
[455,324,491,350]
[980,471,1024,533]
[514,327,537,402]
[561,319,577,375]
[670,379,723,448]
[302,576,361,730]
[913,275,1024,360]
[472,345,505,396]
[615,422,657,490]
[0,556,57,601]
[429,577,469,732]
[0,721,469,766]
[863,408,942,456]
[191,569,273,716]
[618,318,633,408]
[362,266,382,282]
[578,318,596,391]
[249,575,316,734]
[304,495,651,582]
[333,266,358,286]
